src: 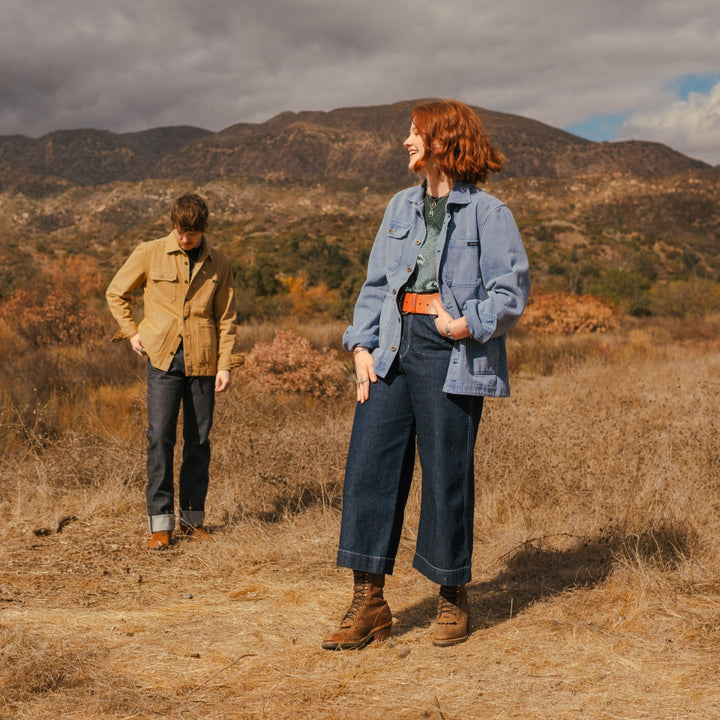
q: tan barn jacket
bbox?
[106,232,237,376]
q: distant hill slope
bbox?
[0,100,717,312]
[0,126,212,189]
[0,100,711,192]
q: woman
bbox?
[322,100,530,650]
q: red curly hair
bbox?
[411,99,505,184]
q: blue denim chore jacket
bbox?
[343,181,531,397]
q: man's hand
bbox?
[130,333,145,356]
[215,370,232,392]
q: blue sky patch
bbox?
[563,112,629,143]
[670,72,720,100]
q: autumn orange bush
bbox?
[280,275,340,318]
[0,257,106,346]
[238,329,351,399]
[519,290,618,335]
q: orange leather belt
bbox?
[401,292,440,314]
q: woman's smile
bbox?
[404,123,426,170]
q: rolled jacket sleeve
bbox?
[105,243,147,342]
[462,204,530,344]
[213,260,238,372]
[342,212,392,351]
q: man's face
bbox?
[174,227,203,251]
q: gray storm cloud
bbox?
[0,0,718,163]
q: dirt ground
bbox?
[3,335,720,719]
[3,499,720,719]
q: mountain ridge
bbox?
[0,100,717,316]
[0,100,713,192]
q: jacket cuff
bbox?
[110,327,138,343]
[464,311,497,344]
[342,329,379,352]
[218,353,245,371]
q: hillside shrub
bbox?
[238,330,350,399]
[519,292,618,335]
[0,257,106,346]
[587,268,652,317]
[649,278,720,318]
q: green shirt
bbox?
[404,192,449,294]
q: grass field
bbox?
[1,317,719,719]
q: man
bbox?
[106,194,239,550]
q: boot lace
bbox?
[437,586,461,623]
[342,573,370,624]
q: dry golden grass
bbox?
[2,320,720,719]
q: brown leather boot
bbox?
[178,524,213,542]
[432,585,470,646]
[322,571,392,650]
[147,530,172,551]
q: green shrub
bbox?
[587,268,652,316]
[650,278,720,318]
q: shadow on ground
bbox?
[390,523,696,638]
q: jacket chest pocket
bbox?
[149,268,178,301]
[443,238,480,287]
[385,221,412,271]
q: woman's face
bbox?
[403,122,427,172]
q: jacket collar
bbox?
[406,180,474,208]
[162,231,211,262]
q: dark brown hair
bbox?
[170,194,209,232]
[411,99,505,184]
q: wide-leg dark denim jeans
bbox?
[146,346,215,532]
[337,314,483,586]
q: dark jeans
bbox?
[146,346,215,533]
[337,314,483,586]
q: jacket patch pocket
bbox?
[139,314,173,354]
[444,239,480,287]
[194,322,218,367]
[387,222,411,239]
[463,341,500,376]
[386,221,412,271]
[149,268,178,301]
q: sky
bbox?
[1,0,719,165]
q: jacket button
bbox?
[406,267,412,273]
[392,289,396,295]
[391,345,396,351]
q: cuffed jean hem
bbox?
[337,549,396,576]
[413,552,471,586]
[179,510,205,528]
[148,514,175,533]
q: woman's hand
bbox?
[429,299,470,340]
[353,348,377,404]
